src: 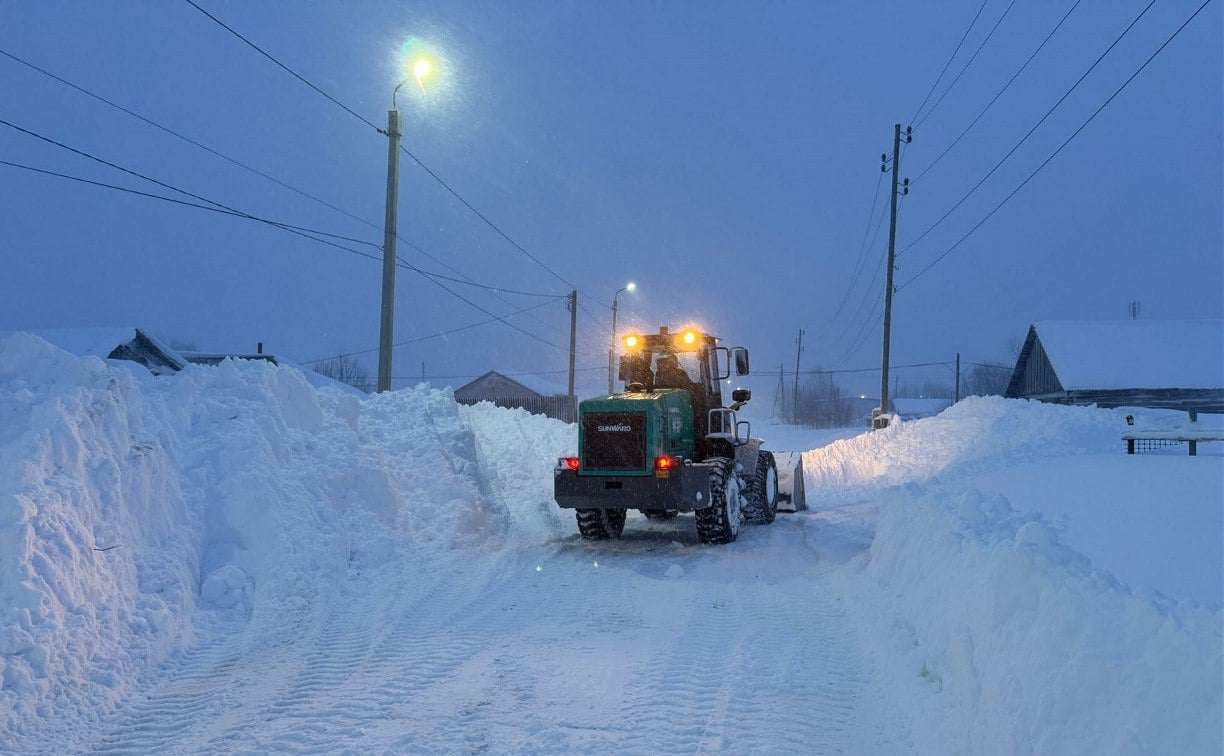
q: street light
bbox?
[377,47,436,393]
[609,282,636,393]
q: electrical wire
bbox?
[398,143,581,293]
[897,0,1214,290]
[911,0,1083,184]
[910,0,990,127]
[913,0,1018,130]
[181,0,383,134]
[816,170,885,341]
[898,0,1157,258]
[0,151,583,357]
[175,3,581,317]
[306,297,562,363]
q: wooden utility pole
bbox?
[792,328,805,424]
[567,290,578,400]
[876,123,910,429]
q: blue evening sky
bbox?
[1,1,1220,399]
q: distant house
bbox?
[453,371,576,422]
[1005,320,1224,412]
[11,327,187,375]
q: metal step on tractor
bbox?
[554,326,806,544]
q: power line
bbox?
[179,2,591,314]
[911,0,1083,184]
[0,150,579,356]
[397,143,581,293]
[898,0,1157,258]
[395,366,604,382]
[816,170,885,341]
[913,0,1017,130]
[1,46,564,301]
[181,0,383,134]
[897,0,1214,290]
[755,360,954,377]
[910,0,989,127]
[306,297,562,363]
[0,47,387,236]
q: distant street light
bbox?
[609,282,636,393]
[377,45,437,393]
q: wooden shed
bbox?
[1005,320,1224,412]
[453,371,576,422]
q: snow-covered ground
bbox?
[1,333,1220,753]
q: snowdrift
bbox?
[803,397,1223,754]
[0,333,506,747]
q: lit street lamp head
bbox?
[626,282,636,292]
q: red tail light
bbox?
[565,457,580,470]
[654,456,676,471]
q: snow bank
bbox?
[460,401,576,542]
[802,396,1126,500]
[837,488,1222,754]
[800,396,1222,752]
[0,334,501,748]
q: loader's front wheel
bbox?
[695,458,741,544]
[575,508,626,540]
[743,451,778,525]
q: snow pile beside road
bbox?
[846,488,1222,754]
[0,334,499,747]
[800,396,1222,752]
[460,401,576,542]
[802,395,1122,500]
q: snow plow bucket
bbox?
[771,452,807,513]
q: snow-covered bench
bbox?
[1123,410,1223,456]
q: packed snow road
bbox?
[91,517,903,754]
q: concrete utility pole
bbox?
[792,328,805,424]
[567,290,578,400]
[876,123,910,429]
[377,107,403,394]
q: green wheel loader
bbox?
[554,326,806,544]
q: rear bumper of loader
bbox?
[554,464,713,512]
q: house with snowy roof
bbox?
[6,327,188,375]
[1005,320,1224,412]
[453,370,576,422]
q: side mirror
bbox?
[732,347,750,376]
[735,420,751,445]
[731,388,751,403]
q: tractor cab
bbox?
[617,326,750,457]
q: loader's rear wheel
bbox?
[695,458,741,544]
[641,509,678,521]
[743,451,778,525]
[575,508,626,540]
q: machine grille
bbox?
[582,412,647,471]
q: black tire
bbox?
[575,508,626,539]
[743,451,778,525]
[641,509,679,521]
[694,458,742,544]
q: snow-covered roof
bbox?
[2,327,187,373]
[1033,320,1224,390]
[457,370,569,398]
